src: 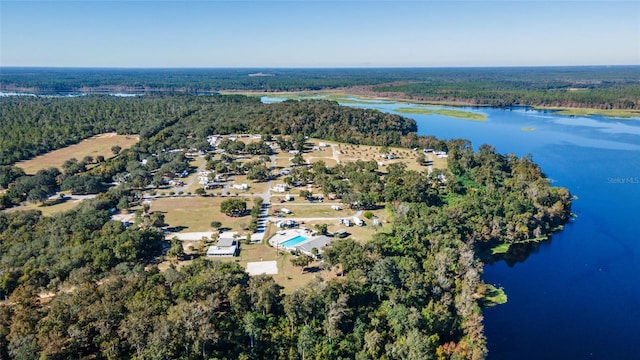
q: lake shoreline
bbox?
[222,89,640,118]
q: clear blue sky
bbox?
[1,1,639,67]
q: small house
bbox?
[232,183,248,190]
[272,184,288,193]
[206,238,238,257]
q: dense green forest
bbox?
[372,81,640,109]
[0,94,571,359]
[2,66,638,109]
[0,95,415,166]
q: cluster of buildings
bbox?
[424,148,448,158]
[338,216,364,227]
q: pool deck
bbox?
[268,227,316,250]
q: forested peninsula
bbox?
[0,94,571,359]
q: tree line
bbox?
[2,67,637,109]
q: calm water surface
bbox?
[265,96,640,359]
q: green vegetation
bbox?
[0,91,573,359]
[542,107,640,118]
[372,67,640,110]
[396,107,487,121]
[482,285,508,307]
[220,198,247,217]
[491,243,511,255]
[3,67,637,110]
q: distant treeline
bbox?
[0,94,416,166]
[373,80,640,109]
[1,67,638,109]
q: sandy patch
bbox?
[246,261,278,275]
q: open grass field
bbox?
[306,143,333,156]
[235,243,337,292]
[273,155,293,169]
[232,175,269,195]
[157,240,336,291]
[306,157,337,167]
[7,197,82,216]
[150,196,260,233]
[329,142,446,173]
[302,213,391,244]
[15,133,139,174]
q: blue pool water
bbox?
[279,235,309,248]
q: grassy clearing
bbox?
[540,107,640,118]
[150,196,259,233]
[15,133,139,174]
[7,197,82,216]
[307,157,338,167]
[274,156,292,169]
[395,107,487,121]
[274,204,357,218]
[300,208,391,243]
[481,284,508,306]
[307,143,333,155]
[491,243,511,255]
[232,175,269,195]
[329,141,442,172]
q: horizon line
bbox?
[2,64,639,71]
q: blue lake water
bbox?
[264,96,640,359]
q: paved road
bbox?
[174,156,207,193]
[330,144,341,164]
[248,154,276,243]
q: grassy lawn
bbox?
[7,197,82,216]
[159,240,335,292]
[331,143,445,173]
[150,196,260,233]
[232,175,269,195]
[236,243,336,292]
[306,143,333,156]
[15,133,139,174]
[300,207,392,243]
[274,156,292,168]
[273,204,357,218]
[307,157,337,167]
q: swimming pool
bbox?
[279,235,308,248]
